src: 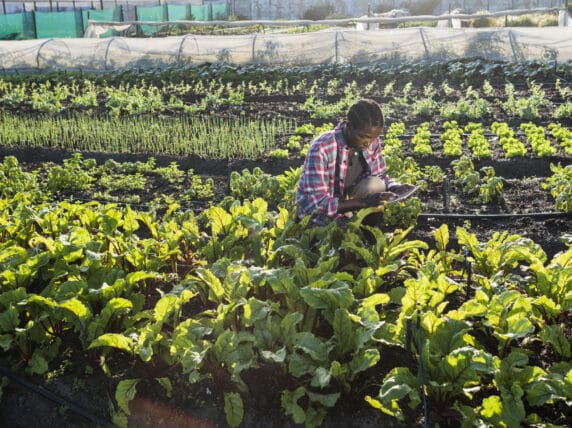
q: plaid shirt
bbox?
[296,124,396,225]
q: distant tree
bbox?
[303,3,335,20]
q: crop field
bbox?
[0,59,571,428]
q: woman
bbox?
[295,98,414,225]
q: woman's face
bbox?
[346,125,383,151]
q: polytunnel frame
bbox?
[36,38,72,70]
[102,37,131,71]
[177,34,199,62]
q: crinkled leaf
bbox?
[299,283,353,311]
[281,387,306,424]
[333,308,353,355]
[115,379,139,415]
[89,333,134,353]
[224,392,244,428]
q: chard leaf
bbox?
[0,305,19,332]
[89,333,134,353]
[500,315,534,340]
[500,384,525,426]
[361,293,390,308]
[265,268,298,296]
[59,297,92,322]
[539,324,571,358]
[28,351,48,375]
[378,367,420,411]
[305,406,328,428]
[153,294,177,323]
[0,334,12,351]
[288,352,318,377]
[281,387,306,424]
[291,332,331,363]
[197,268,225,302]
[365,395,403,419]
[299,283,353,311]
[242,298,270,326]
[532,295,560,319]
[340,241,378,266]
[260,347,286,363]
[55,280,88,301]
[480,394,502,419]
[525,379,563,406]
[224,392,244,428]
[28,295,57,308]
[0,287,27,307]
[155,377,172,398]
[280,312,303,340]
[122,206,139,233]
[427,318,471,356]
[311,366,331,388]
[306,390,340,407]
[125,271,158,287]
[435,224,449,251]
[115,379,139,415]
[387,240,429,260]
[207,206,233,236]
[348,348,380,377]
[333,308,353,354]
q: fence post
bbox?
[2,0,6,15]
[448,4,452,27]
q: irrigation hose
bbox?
[55,195,572,220]
[0,365,115,428]
[419,211,572,220]
[416,304,429,428]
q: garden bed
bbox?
[0,60,571,428]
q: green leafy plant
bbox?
[412,122,433,155]
[543,163,572,212]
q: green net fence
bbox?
[136,5,167,36]
[35,11,84,38]
[0,2,228,40]
[0,12,34,40]
[191,4,212,21]
[167,5,191,21]
[211,2,227,20]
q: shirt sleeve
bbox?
[296,134,339,221]
[367,138,399,191]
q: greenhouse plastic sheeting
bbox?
[82,8,123,37]
[35,11,84,39]
[1,27,572,73]
[136,5,167,36]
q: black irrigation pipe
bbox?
[49,194,572,220]
[419,211,572,220]
[0,365,115,428]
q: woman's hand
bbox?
[362,192,396,207]
[389,183,416,195]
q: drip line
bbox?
[419,211,571,220]
[0,365,114,428]
[46,195,572,220]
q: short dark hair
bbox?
[346,99,384,130]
